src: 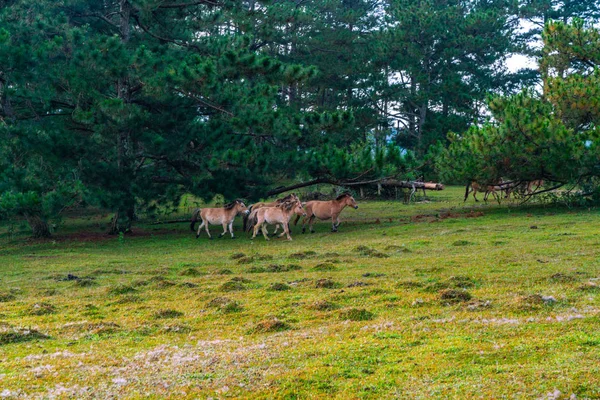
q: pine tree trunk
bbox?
[107,0,135,236]
[24,214,51,238]
[108,205,135,235]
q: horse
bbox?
[464,180,504,203]
[190,199,249,239]
[242,193,299,232]
[251,200,306,241]
[503,179,544,199]
[294,192,358,233]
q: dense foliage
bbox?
[1,0,597,236]
[440,20,600,198]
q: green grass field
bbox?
[1,187,600,399]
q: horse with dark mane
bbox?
[243,193,299,232]
[294,192,358,233]
[190,199,249,239]
[251,200,306,241]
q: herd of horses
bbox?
[464,179,544,203]
[189,193,359,241]
[189,179,544,241]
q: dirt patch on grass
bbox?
[248,264,302,273]
[230,252,246,260]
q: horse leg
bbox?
[196,221,205,239]
[331,214,338,232]
[229,221,235,238]
[334,215,341,230]
[283,222,292,240]
[271,224,279,237]
[261,224,270,241]
[218,222,228,238]
[473,189,479,202]
[309,216,316,233]
[251,222,260,240]
[301,216,308,234]
[204,220,212,239]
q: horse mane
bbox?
[335,192,351,201]
[278,200,297,211]
[224,199,242,210]
[276,193,294,203]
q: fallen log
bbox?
[265,177,443,197]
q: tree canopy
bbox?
[1,0,597,236]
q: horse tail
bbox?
[190,208,201,232]
[464,182,471,202]
[245,209,258,233]
[243,205,253,232]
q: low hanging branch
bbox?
[265,177,444,197]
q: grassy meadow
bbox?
[1,186,600,399]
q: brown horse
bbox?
[251,200,306,241]
[464,181,503,202]
[190,200,249,239]
[242,193,299,232]
[503,179,544,199]
[295,193,358,233]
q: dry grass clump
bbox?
[0,328,49,345]
[153,309,184,319]
[268,282,291,291]
[362,272,386,278]
[213,268,233,275]
[28,302,57,316]
[578,282,600,292]
[339,308,374,321]
[206,297,243,313]
[514,294,557,309]
[396,280,424,289]
[178,267,203,276]
[548,273,579,283]
[230,252,246,260]
[309,300,339,311]
[220,278,252,292]
[385,245,412,253]
[252,318,290,333]
[0,292,16,302]
[109,284,137,295]
[439,289,472,304]
[289,251,318,259]
[347,281,369,287]
[315,279,337,289]
[73,278,97,287]
[312,262,337,271]
[353,245,389,258]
